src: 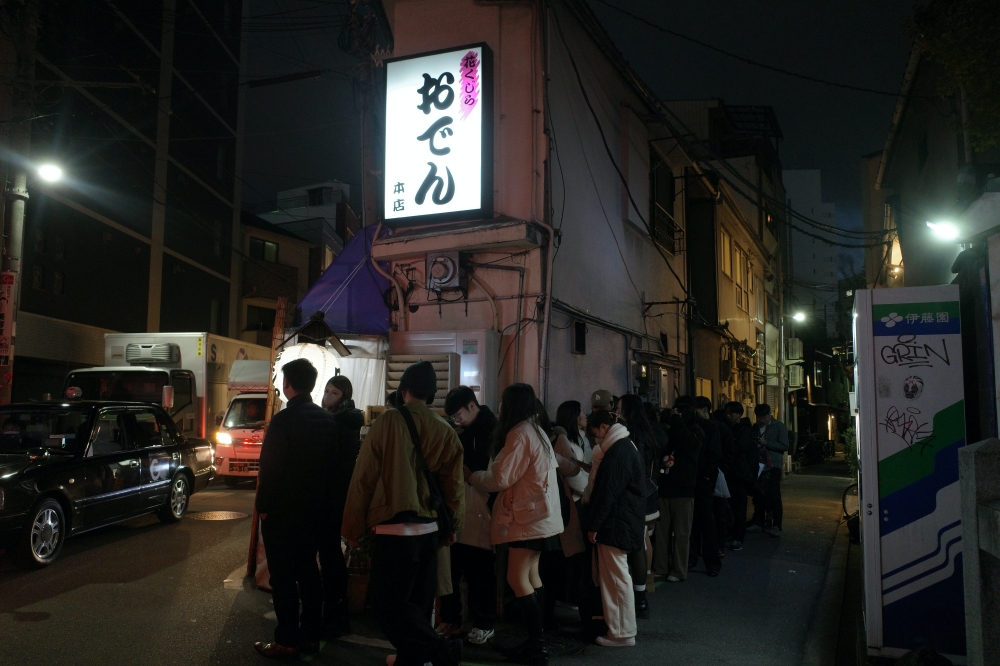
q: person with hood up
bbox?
[320,375,364,635]
[585,410,646,647]
[342,361,465,666]
[468,383,563,666]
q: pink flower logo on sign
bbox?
[458,50,479,120]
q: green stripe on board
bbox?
[878,400,965,498]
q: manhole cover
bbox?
[186,511,249,521]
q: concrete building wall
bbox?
[376,0,689,406]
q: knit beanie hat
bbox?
[397,360,438,404]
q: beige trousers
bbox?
[596,543,637,639]
[653,497,694,579]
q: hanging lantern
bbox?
[273,342,341,406]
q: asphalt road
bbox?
[0,464,852,666]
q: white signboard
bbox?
[384,44,493,225]
[854,285,967,659]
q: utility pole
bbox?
[0,0,40,405]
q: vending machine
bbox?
[854,285,967,661]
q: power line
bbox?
[592,0,925,99]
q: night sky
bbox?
[241,0,916,240]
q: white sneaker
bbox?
[596,635,636,647]
[666,575,681,583]
[466,627,495,645]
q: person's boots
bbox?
[536,585,558,630]
[504,593,549,666]
[634,589,649,619]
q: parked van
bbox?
[214,360,270,487]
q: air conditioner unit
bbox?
[386,353,461,402]
[787,338,803,361]
[125,343,180,364]
[426,252,467,292]
[788,365,804,388]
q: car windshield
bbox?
[65,371,168,403]
[0,408,92,453]
[223,397,267,429]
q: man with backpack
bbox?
[343,361,466,666]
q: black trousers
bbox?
[262,516,323,648]
[440,543,497,630]
[371,532,445,666]
[318,520,348,626]
[750,469,784,529]
[690,493,722,571]
[728,482,749,542]
[712,496,731,544]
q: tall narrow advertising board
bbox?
[854,285,967,660]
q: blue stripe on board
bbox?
[882,520,962,580]
[874,321,961,337]
[882,534,962,594]
[879,439,963,536]
[882,554,966,656]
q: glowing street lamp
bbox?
[37,163,63,183]
[792,312,806,322]
[926,221,959,241]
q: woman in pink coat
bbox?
[469,383,563,666]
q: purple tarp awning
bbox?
[297,225,391,336]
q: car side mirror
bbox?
[215,414,224,427]
[162,385,175,410]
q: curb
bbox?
[803,520,850,666]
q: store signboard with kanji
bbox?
[384,44,493,226]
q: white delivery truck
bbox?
[214,360,270,486]
[62,333,270,439]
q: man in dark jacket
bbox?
[586,411,646,647]
[710,405,735,547]
[689,396,722,576]
[723,403,757,550]
[438,386,499,645]
[652,407,700,582]
[253,359,340,659]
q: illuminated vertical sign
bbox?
[384,44,493,225]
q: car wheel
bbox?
[158,474,190,523]
[16,498,65,569]
[223,475,239,488]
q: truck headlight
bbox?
[216,432,232,445]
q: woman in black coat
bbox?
[319,375,365,634]
[585,410,646,648]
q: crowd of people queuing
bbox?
[250,358,790,664]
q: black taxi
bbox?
[0,401,215,568]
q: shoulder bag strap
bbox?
[398,406,430,473]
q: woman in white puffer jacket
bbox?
[469,383,563,666]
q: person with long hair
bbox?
[319,375,364,635]
[585,409,646,647]
[468,384,563,666]
[616,395,661,620]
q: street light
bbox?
[37,163,63,183]
[926,221,959,241]
[792,311,806,322]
